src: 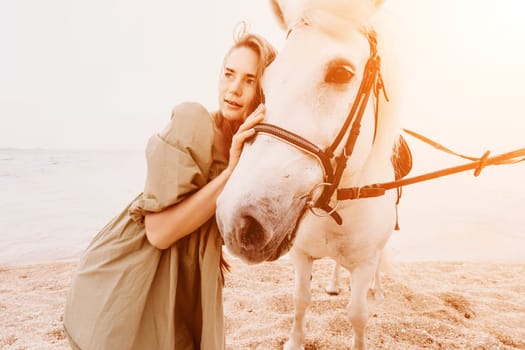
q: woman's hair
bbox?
[215,24,277,139]
[217,25,276,284]
[228,24,277,113]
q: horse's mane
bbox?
[369,9,403,169]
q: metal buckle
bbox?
[300,182,340,217]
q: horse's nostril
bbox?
[240,216,265,248]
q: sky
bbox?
[1,0,525,151]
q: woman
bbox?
[64,28,276,350]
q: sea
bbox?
[1,146,524,266]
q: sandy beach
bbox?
[1,256,524,350]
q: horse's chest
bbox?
[293,200,394,260]
[294,226,371,261]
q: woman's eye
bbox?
[246,79,255,86]
[325,64,354,84]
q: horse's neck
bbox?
[339,140,396,188]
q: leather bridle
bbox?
[253,30,387,225]
[252,24,525,227]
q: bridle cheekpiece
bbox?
[253,30,388,225]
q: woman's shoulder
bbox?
[170,102,213,127]
[159,102,215,146]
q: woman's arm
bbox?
[144,168,231,249]
[144,105,265,249]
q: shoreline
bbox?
[1,258,524,349]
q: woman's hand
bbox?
[227,104,265,172]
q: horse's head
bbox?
[216,0,400,264]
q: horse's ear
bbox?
[269,0,302,31]
[269,0,287,30]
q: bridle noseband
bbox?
[253,30,387,225]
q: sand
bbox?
[1,257,524,350]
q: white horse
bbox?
[216,1,401,349]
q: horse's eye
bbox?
[325,63,354,84]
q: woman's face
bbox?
[218,46,259,122]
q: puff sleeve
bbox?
[129,102,215,224]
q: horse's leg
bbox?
[347,261,376,350]
[284,251,313,350]
[325,261,340,295]
[372,254,384,300]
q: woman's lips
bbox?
[224,99,242,109]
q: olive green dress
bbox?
[64,102,228,350]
